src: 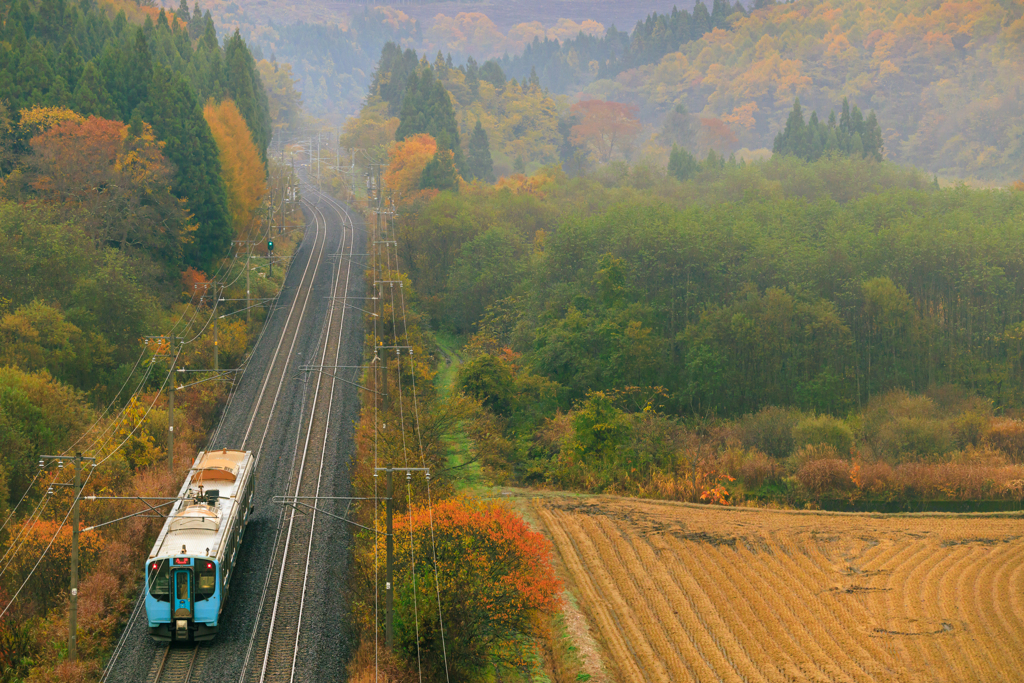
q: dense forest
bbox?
[0,0,274,405]
[0,0,270,267]
[330,42,1022,511]
[0,1,280,673]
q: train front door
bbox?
[172,568,193,639]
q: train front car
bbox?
[144,449,255,642]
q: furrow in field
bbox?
[534,505,647,683]
[667,536,789,682]
[743,531,856,682]
[800,536,904,680]
[991,543,1024,669]
[632,531,769,683]
[773,531,885,682]
[675,535,828,682]
[575,515,704,681]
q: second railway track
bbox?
[241,184,360,683]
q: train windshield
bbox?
[148,559,170,602]
[196,561,217,601]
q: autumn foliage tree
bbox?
[2,520,104,612]
[383,133,438,197]
[30,115,190,258]
[204,99,268,240]
[569,99,642,163]
[372,499,560,679]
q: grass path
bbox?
[433,331,488,493]
[430,331,606,682]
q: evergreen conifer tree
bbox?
[395,66,465,176]
[466,120,494,182]
[177,0,190,24]
[691,1,712,39]
[73,61,117,118]
[668,144,700,180]
[465,56,479,96]
[145,63,232,268]
[58,38,84,92]
[420,148,459,192]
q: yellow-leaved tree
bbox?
[383,133,438,198]
[204,99,267,239]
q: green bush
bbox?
[793,415,854,454]
[737,406,804,459]
[878,417,955,461]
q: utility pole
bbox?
[212,283,220,371]
[245,246,251,325]
[381,350,388,411]
[143,334,178,472]
[167,333,176,472]
[231,240,257,324]
[374,466,430,651]
[40,452,94,662]
[385,467,393,650]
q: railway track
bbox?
[240,183,359,683]
[146,645,206,683]
[102,182,339,683]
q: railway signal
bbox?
[267,240,274,277]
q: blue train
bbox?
[144,448,256,642]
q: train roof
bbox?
[149,449,253,562]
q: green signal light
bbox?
[267,240,275,251]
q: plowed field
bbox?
[532,495,1024,683]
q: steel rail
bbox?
[251,182,355,682]
[103,194,326,683]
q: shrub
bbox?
[793,415,854,454]
[736,450,782,489]
[788,443,840,473]
[850,460,897,497]
[952,411,988,449]
[458,354,514,417]
[984,418,1024,463]
[867,416,955,461]
[892,461,1024,500]
[377,499,561,679]
[737,406,803,459]
[796,458,852,496]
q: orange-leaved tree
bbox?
[2,520,104,613]
[373,498,560,679]
[569,99,642,163]
[30,116,190,255]
[204,99,267,240]
[383,133,437,198]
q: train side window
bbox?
[148,560,170,602]
[196,561,217,601]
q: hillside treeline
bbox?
[348,43,563,177]
[501,0,741,90]
[0,0,274,399]
[504,0,1024,181]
